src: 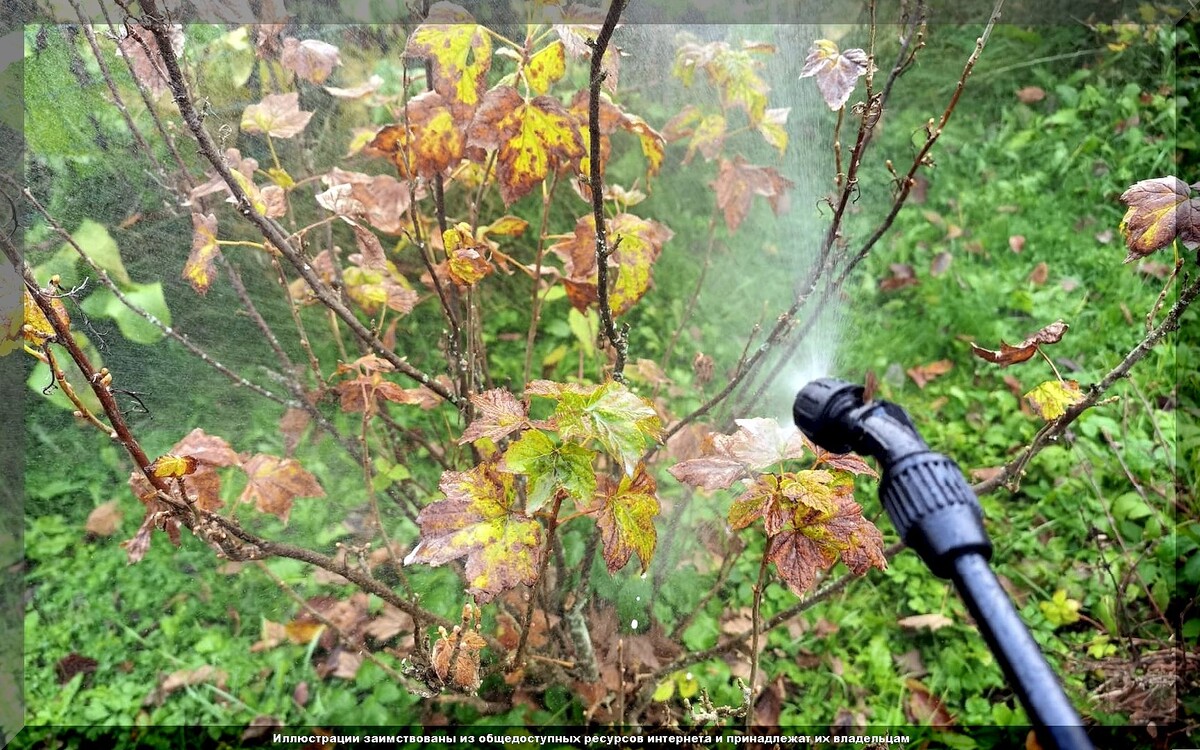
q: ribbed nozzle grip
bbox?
[880,453,992,578]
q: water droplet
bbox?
[635,596,641,601]
[630,619,638,630]
[685,672,693,681]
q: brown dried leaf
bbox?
[431,627,487,690]
[1009,235,1026,253]
[85,500,123,537]
[280,407,310,457]
[145,665,228,706]
[281,37,341,84]
[117,23,182,97]
[906,359,953,389]
[879,263,919,291]
[316,168,421,235]
[711,156,793,232]
[460,389,528,444]
[55,653,98,684]
[238,454,325,523]
[240,92,313,139]
[930,251,953,277]
[1028,261,1049,285]
[171,428,241,468]
[969,320,1069,367]
[897,613,954,631]
[1015,86,1045,103]
[905,678,955,727]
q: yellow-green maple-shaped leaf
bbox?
[404,463,544,602]
[591,464,659,573]
[1024,379,1084,421]
[466,86,584,205]
[459,388,529,444]
[525,40,566,94]
[481,215,529,238]
[728,474,787,534]
[674,39,772,125]
[369,91,465,179]
[185,212,220,295]
[502,429,596,513]
[553,380,662,475]
[1,299,22,357]
[621,112,666,178]
[403,2,492,111]
[799,39,869,111]
[1117,176,1195,260]
[238,454,326,524]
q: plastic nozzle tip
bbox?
[793,378,864,455]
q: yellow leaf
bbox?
[444,223,493,286]
[403,4,492,110]
[266,167,295,189]
[482,215,529,238]
[757,107,789,155]
[184,213,220,295]
[147,454,198,479]
[525,40,566,95]
[22,288,64,347]
[466,87,585,205]
[1023,380,1084,421]
[228,169,268,216]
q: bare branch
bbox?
[588,0,630,381]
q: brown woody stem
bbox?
[588,0,630,382]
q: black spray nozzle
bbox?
[793,377,991,578]
[792,379,1092,748]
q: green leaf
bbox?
[1039,589,1081,628]
[652,677,675,702]
[81,282,171,345]
[63,220,130,287]
[404,463,544,602]
[554,381,662,474]
[591,465,659,573]
[567,307,598,357]
[502,429,596,513]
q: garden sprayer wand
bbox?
[793,378,1094,750]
